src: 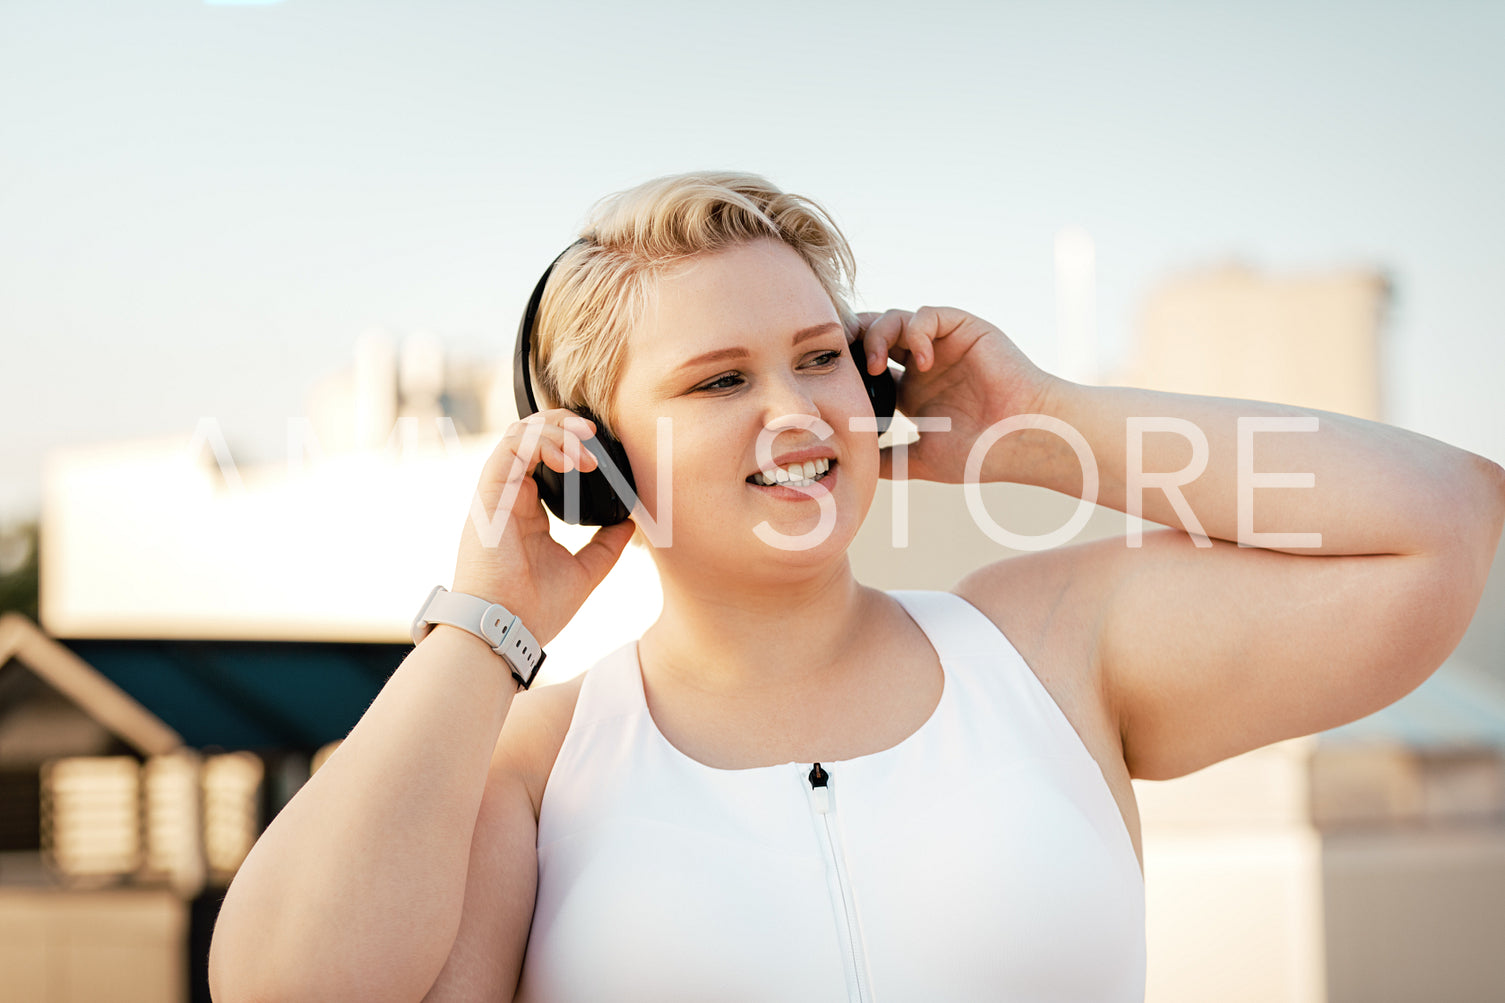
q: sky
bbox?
[3,0,1503,525]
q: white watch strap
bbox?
[410,585,546,687]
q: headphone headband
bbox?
[512,239,586,420]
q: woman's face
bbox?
[609,237,880,576]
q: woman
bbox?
[209,172,1505,1002]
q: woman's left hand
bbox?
[853,306,1055,483]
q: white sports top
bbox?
[515,590,1146,1002]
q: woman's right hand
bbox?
[450,409,637,646]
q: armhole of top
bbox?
[896,588,1107,765]
[529,642,641,819]
[929,587,1141,871]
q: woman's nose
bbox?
[757,371,821,424]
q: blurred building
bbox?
[39,329,662,668]
[1118,262,1390,421]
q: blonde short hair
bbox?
[531,171,857,433]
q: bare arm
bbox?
[208,628,522,1003]
[208,412,633,1003]
[419,678,581,1002]
[1028,381,1505,779]
[858,306,1505,781]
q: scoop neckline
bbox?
[628,590,953,777]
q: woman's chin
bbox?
[648,517,860,579]
[641,472,875,576]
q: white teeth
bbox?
[750,458,831,487]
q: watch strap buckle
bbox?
[411,585,547,689]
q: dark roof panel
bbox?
[63,639,406,752]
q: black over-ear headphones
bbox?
[512,242,898,526]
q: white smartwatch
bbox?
[410,585,547,689]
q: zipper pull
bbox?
[808,763,831,814]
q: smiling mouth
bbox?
[746,458,834,488]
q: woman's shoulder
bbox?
[951,543,1121,664]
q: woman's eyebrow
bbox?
[672,321,843,375]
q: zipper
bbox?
[807,763,872,1003]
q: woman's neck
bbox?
[641,557,883,697]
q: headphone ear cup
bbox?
[851,346,898,435]
[532,418,636,526]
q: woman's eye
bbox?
[693,352,840,393]
[696,373,744,392]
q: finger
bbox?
[903,306,969,369]
[539,412,600,470]
[509,409,596,444]
[545,422,598,471]
[492,425,547,482]
[528,410,596,437]
[540,427,599,474]
[539,440,577,474]
[552,411,596,439]
[906,306,976,370]
[508,414,592,453]
[849,310,882,338]
[572,518,637,586]
[488,418,592,486]
[903,306,946,370]
[487,420,546,485]
[846,311,883,359]
[860,309,915,374]
[909,307,981,356]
